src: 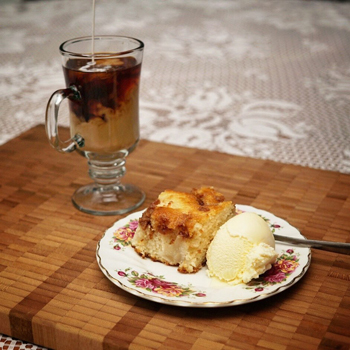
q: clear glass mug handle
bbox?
[45,85,84,153]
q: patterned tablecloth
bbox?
[0,0,350,348]
[1,0,350,174]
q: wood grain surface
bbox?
[0,125,349,350]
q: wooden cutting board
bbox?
[0,125,349,350]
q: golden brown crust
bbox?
[152,207,191,237]
[191,186,225,205]
[139,200,158,232]
[138,186,233,240]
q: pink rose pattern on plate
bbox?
[245,249,300,292]
[117,269,206,298]
[111,219,139,251]
[110,213,300,295]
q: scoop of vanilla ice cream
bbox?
[206,212,278,284]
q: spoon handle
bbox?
[273,234,350,255]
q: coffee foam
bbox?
[79,63,114,73]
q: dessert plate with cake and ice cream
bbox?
[96,187,311,307]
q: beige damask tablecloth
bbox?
[1,0,350,348]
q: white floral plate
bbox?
[96,205,311,308]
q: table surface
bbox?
[0,125,350,350]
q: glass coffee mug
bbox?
[45,36,145,215]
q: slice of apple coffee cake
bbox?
[131,186,235,273]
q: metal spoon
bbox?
[273,234,350,255]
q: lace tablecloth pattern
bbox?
[0,1,350,347]
[1,0,350,174]
[0,335,48,350]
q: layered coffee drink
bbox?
[63,56,141,156]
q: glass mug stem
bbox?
[87,152,127,186]
[44,36,145,216]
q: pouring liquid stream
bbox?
[86,0,110,73]
[91,0,96,66]
[80,0,98,72]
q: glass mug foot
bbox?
[70,150,145,216]
[72,183,145,216]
